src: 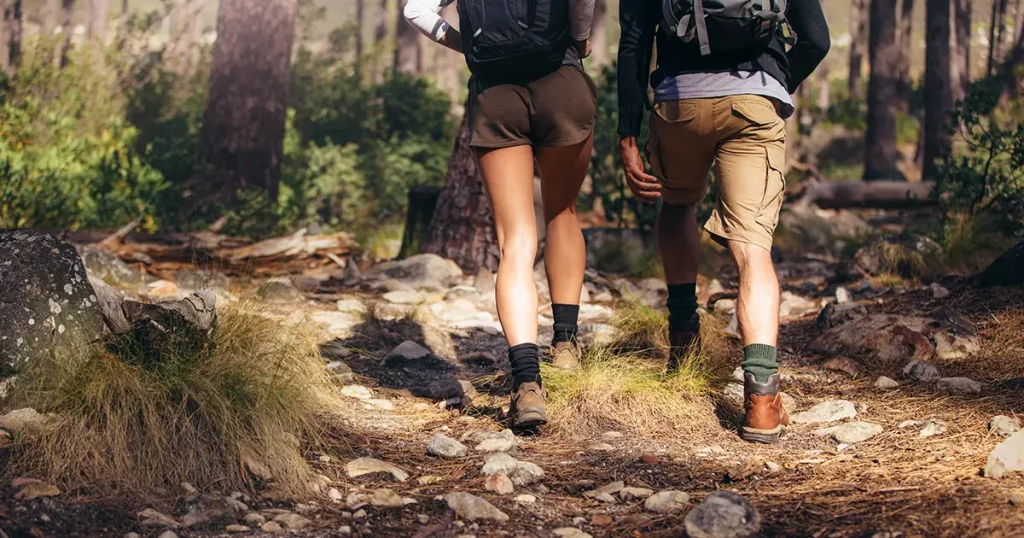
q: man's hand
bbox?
[619,136,661,203]
[573,39,593,59]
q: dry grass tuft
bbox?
[5,300,342,499]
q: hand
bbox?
[573,39,593,59]
[619,136,661,203]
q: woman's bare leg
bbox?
[536,137,592,308]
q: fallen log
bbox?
[797,180,936,209]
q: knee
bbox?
[729,241,772,274]
[499,232,537,262]
[544,203,578,226]
[660,203,696,221]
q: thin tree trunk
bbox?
[374,0,389,83]
[864,0,902,180]
[923,0,953,180]
[895,0,914,112]
[815,63,831,111]
[59,0,74,67]
[952,0,971,102]
[590,0,608,67]
[194,0,297,211]
[86,0,111,40]
[394,0,420,74]
[990,0,1009,75]
[424,113,500,273]
[42,0,60,36]
[1003,17,1024,99]
[848,0,869,100]
[356,0,365,60]
[1,0,22,76]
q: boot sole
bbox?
[512,409,547,429]
[741,425,783,444]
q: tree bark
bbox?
[989,0,1008,75]
[799,180,936,208]
[194,0,297,211]
[1,0,23,77]
[356,0,365,60]
[424,113,500,273]
[980,239,1024,287]
[86,0,110,40]
[394,0,420,74]
[951,0,971,102]
[864,0,902,180]
[590,0,608,67]
[42,0,60,36]
[895,0,914,112]
[848,0,869,100]
[58,0,74,67]
[923,0,953,180]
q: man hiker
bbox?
[617,0,830,443]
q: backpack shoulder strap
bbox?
[693,0,710,55]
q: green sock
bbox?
[742,344,779,383]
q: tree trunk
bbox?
[799,180,935,208]
[590,0,608,67]
[42,0,60,36]
[424,113,500,273]
[194,0,297,211]
[394,0,420,74]
[356,0,365,60]
[1,0,23,77]
[895,0,914,112]
[864,0,902,180]
[951,0,971,102]
[848,0,869,100]
[923,0,953,180]
[59,0,74,67]
[86,0,110,40]
[374,0,389,83]
[980,239,1024,287]
[398,186,442,259]
[989,0,1008,75]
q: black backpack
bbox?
[661,0,793,57]
[458,0,570,84]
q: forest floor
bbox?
[1,210,1023,538]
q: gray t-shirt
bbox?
[654,70,795,119]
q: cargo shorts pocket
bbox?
[645,101,699,179]
[754,141,787,234]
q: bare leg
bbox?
[728,241,779,346]
[535,137,592,305]
[658,203,700,285]
[476,145,539,347]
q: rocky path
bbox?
[2,226,1024,537]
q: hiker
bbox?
[617,0,829,443]
[404,0,597,428]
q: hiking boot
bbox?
[741,372,790,444]
[510,381,547,429]
[551,341,580,370]
[666,328,702,374]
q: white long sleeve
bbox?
[403,0,453,42]
[570,0,596,42]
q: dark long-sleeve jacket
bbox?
[617,0,830,136]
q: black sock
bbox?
[551,304,580,346]
[509,343,541,390]
[667,283,699,333]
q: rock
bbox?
[369,488,404,508]
[779,291,821,318]
[77,245,152,287]
[985,431,1024,479]
[937,377,982,395]
[480,453,545,486]
[590,442,615,451]
[257,279,303,303]
[602,431,624,440]
[553,528,593,538]
[260,521,283,532]
[585,480,624,499]
[367,398,394,410]
[156,532,178,538]
[336,299,367,314]
[644,490,691,513]
[109,291,217,359]
[919,420,948,438]
[346,457,409,482]
[684,491,761,538]
[341,385,373,400]
[829,421,884,444]
[790,400,857,424]
[310,311,361,334]
[427,434,468,458]
[484,473,514,495]
[475,429,517,453]
[180,494,246,528]
[713,298,737,314]
[990,416,1021,437]
[810,314,933,365]
[381,341,434,367]
[0,408,48,433]
[443,492,509,521]
[930,283,950,298]
[138,508,179,528]
[243,513,266,526]
[13,480,61,500]
[0,232,106,375]
[903,360,940,383]
[363,254,463,291]
[225,524,250,533]
[933,332,980,360]
[421,378,476,403]
[823,357,862,377]
[874,376,899,390]
[383,290,426,304]
[835,287,852,304]
[273,512,312,530]
[619,487,654,500]
[515,494,536,504]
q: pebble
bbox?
[684,491,761,538]
[340,385,373,400]
[369,488,404,508]
[644,490,691,513]
[515,494,537,504]
[830,421,884,444]
[475,429,517,453]
[903,360,940,383]
[836,287,852,304]
[417,514,430,524]
[443,492,509,521]
[480,453,545,486]
[273,513,312,529]
[919,420,948,438]
[985,431,1024,479]
[930,283,950,298]
[260,521,282,532]
[553,528,593,538]
[937,377,982,395]
[484,473,514,495]
[823,357,862,377]
[590,442,615,451]
[346,457,409,482]
[225,525,249,533]
[243,513,266,525]
[327,488,344,503]
[619,487,655,500]
[602,431,624,440]
[990,416,1022,437]
[874,376,899,390]
[156,532,178,538]
[790,400,857,424]
[427,433,469,458]
[353,509,367,519]
[339,525,353,535]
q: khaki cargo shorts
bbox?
[645,95,787,250]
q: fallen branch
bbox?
[798,180,936,209]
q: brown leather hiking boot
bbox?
[741,372,790,444]
[551,342,580,370]
[666,328,702,373]
[510,381,547,428]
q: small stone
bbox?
[484,473,514,495]
[480,453,545,486]
[515,494,536,504]
[930,283,950,298]
[327,488,344,503]
[919,420,948,438]
[823,357,862,377]
[0,408,47,433]
[830,421,884,444]
[985,431,1024,479]
[368,398,394,410]
[369,488,404,508]
[13,481,61,500]
[225,525,249,533]
[990,416,1022,437]
[602,431,624,440]
[835,287,852,304]
[644,490,691,513]
[592,514,614,526]
[138,508,179,528]
[553,528,593,538]
[937,377,982,395]
[156,532,178,538]
[874,376,899,390]
[641,454,660,464]
[443,492,509,521]
[684,491,761,538]
[260,521,283,532]
[619,487,655,500]
[243,513,266,525]
[341,385,373,400]
[475,429,517,453]
[383,290,425,304]
[790,400,857,424]
[353,509,367,520]
[764,461,782,473]
[590,442,615,451]
[125,534,141,538]
[339,525,353,535]
[273,513,312,530]
[381,341,433,367]
[417,514,430,524]
[346,457,409,482]
[903,360,940,383]
[427,434,469,458]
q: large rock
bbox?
[0,231,105,376]
[684,491,761,538]
[809,314,933,365]
[443,492,509,521]
[790,400,856,424]
[362,254,463,291]
[985,431,1024,479]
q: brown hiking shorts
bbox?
[467,66,597,149]
[646,95,787,250]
